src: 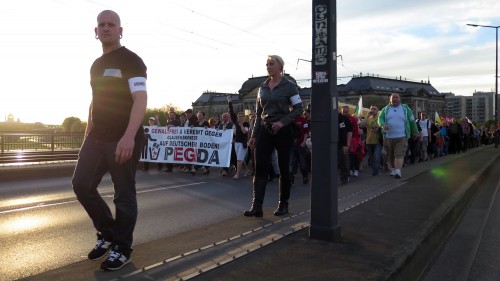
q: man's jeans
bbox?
[72,137,143,253]
[366,143,383,175]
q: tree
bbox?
[62,117,84,132]
[144,103,184,125]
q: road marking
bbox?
[0,182,207,215]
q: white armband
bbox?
[128,77,147,94]
[290,94,302,105]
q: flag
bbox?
[435,112,443,126]
[354,96,363,116]
[465,117,476,129]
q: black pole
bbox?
[309,0,341,241]
[495,27,499,148]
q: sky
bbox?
[1,0,499,125]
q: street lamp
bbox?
[467,23,500,147]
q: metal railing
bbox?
[0,131,84,153]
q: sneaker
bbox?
[390,169,397,176]
[88,234,112,261]
[395,170,402,179]
[353,170,359,177]
[101,246,131,271]
[349,170,354,176]
[221,170,227,176]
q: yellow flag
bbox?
[435,112,443,126]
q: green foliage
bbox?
[145,103,184,126]
[145,109,166,125]
[61,117,84,132]
[482,120,497,129]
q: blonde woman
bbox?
[244,55,303,217]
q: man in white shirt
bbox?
[417,112,431,162]
[378,93,419,179]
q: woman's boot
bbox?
[273,200,289,216]
[243,177,267,217]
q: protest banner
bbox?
[141,126,233,167]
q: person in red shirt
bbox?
[290,111,310,185]
[342,106,363,177]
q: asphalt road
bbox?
[0,168,310,281]
[2,147,498,281]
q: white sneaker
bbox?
[394,169,402,179]
[353,170,359,177]
[349,170,354,176]
[390,169,397,176]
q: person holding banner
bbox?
[190,111,210,175]
[164,111,181,172]
[244,55,303,217]
[218,112,235,176]
[227,95,250,179]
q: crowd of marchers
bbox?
[143,93,500,187]
[142,100,312,186]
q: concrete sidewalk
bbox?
[190,147,499,281]
[20,146,499,281]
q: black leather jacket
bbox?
[251,77,303,138]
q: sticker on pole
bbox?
[313,71,329,84]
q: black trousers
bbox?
[253,124,293,205]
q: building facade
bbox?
[191,74,494,123]
[443,91,495,122]
[192,74,311,118]
[337,74,445,118]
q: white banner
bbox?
[141,126,233,167]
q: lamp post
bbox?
[467,23,499,147]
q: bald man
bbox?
[378,93,418,179]
[72,10,148,271]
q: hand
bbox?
[115,135,135,164]
[271,121,284,134]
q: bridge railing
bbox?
[0,131,84,153]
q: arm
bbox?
[227,98,238,124]
[277,84,303,128]
[409,112,419,138]
[249,93,263,149]
[377,107,386,129]
[84,102,93,139]
[250,92,263,139]
[115,90,147,164]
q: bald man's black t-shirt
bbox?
[88,46,146,142]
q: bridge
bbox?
[0,146,499,281]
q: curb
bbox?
[384,152,500,281]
